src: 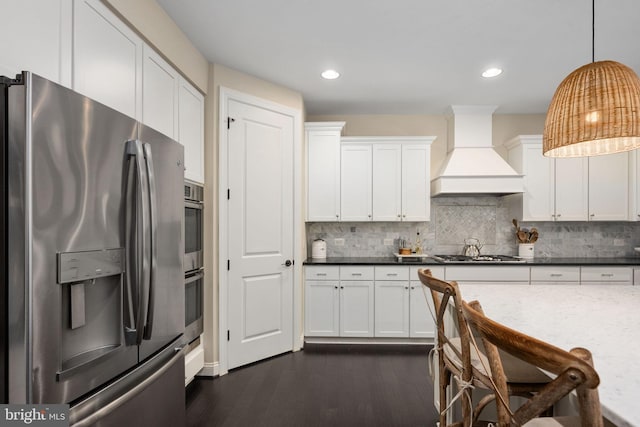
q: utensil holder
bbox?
[518,243,535,259]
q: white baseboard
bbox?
[197,361,219,377]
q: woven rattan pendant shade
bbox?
[543,60,640,157]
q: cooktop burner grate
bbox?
[432,254,525,263]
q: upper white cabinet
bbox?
[341,137,434,222]
[73,0,142,119]
[0,0,72,86]
[305,122,345,221]
[341,143,373,221]
[507,135,629,222]
[588,152,629,221]
[505,136,554,221]
[179,79,205,183]
[555,157,589,221]
[142,45,179,139]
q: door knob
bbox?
[282,259,292,267]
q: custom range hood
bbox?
[431,105,524,196]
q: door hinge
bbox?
[227,117,235,129]
[227,259,230,271]
[227,330,230,341]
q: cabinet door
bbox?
[409,281,435,338]
[73,0,142,119]
[179,79,205,183]
[372,144,402,221]
[523,144,554,221]
[402,144,431,221]
[304,281,339,336]
[555,157,588,221]
[0,0,72,86]
[588,152,629,221]
[142,45,179,139]
[374,281,409,337]
[339,281,374,337]
[306,126,342,221]
[341,144,372,221]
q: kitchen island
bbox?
[460,284,640,427]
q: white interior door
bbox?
[226,98,294,370]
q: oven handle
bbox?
[185,200,203,210]
[185,270,204,284]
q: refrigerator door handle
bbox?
[142,143,157,340]
[125,139,151,345]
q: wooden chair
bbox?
[418,269,551,426]
[461,299,603,426]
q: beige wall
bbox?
[308,113,546,174]
[102,0,208,93]
[204,63,305,367]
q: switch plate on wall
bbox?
[334,238,345,246]
[383,238,393,246]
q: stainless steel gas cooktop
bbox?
[431,254,526,263]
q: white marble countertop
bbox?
[459,284,640,427]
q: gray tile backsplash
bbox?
[306,196,640,258]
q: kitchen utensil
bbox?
[462,238,483,257]
[517,230,528,243]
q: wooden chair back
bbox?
[461,299,603,426]
[418,268,473,426]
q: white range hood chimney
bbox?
[431,105,524,196]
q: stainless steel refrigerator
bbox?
[1,71,186,426]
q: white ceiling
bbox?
[156,0,640,115]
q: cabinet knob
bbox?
[402,214,406,218]
[397,214,401,218]
[368,214,372,218]
[336,214,339,219]
[334,285,338,289]
[590,213,595,217]
[404,286,409,290]
[556,214,561,218]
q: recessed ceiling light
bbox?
[321,69,340,80]
[482,67,503,78]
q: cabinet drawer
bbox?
[531,266,580,282]
[581,267,632,283]
[409,266,445,281]
[305,266,339,281]
[445,266,529,282]
[375,266,409,281]
[340,266,375,281]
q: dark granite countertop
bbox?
[303,256,640,266]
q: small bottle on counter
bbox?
[414,231,422,254]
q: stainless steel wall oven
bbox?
[184,180,204,272]
[184,180,204,344]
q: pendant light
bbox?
[542,0,640,157]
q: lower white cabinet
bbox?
[304,266,374,337]
[530,266,580,285]
[374,266,435,338]
[580,266,633,285]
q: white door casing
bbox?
[218,88,302,374]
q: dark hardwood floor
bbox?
[186,344,438,427]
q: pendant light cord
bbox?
[591,0,595,63]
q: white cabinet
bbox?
[631,151,640,221]
[588,152,629,221]
[179,79,205,183]
[374,267,410,337]
[341,143,373,221]
[305,122,345,221]
[304,266,373,337]
[530,266,580,285]
[505,136,554,221]
[506,136,630,221]
[372,144,402,221]
[580,266,633,285]
[373,266,437,338]
[73,0,142,119]
[341,137,433,222]
[304,266,340,336]
[0,0,72,87]
[555,157,589,221]
[401,144,432,221]
[142,45,179,139]
[445,266,530,286]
